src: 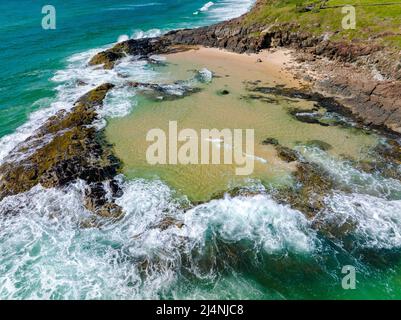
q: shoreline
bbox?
[90,0,401,136]
[1,0,400,212]
[2,1,401,300]
[106,46,379,203]
[163,46,305,88]
[0,1,401,211]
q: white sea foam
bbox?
[296,145,401,249]
[317,192,401,249]
[131,29,162,39]
[0,0,256,164]
[0,178,317,299]
[200,2,215,12]
[184,194,316,254]
[0,179,184,299]
[296,146,401,200]
[196,68,213,83]
[117,34,129,43]
[201,0,255,22]
[2,0,400,299]
[0,39,162,162]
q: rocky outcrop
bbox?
[248,81,401,134]
[89,38,197,69]
[317,76,401,134]
[128,81,202,101]
[0,84,123,217]
[88,0,401,135]
[89,16,268,69]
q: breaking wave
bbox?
[297,145,401,200]
[0,0,256,164]
[296,146,401,251]
[0,179,317,299]
[320,192,401,249]
[1,0,401,300]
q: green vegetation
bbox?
[245,0,401,48]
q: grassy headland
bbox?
[245,0,401,49]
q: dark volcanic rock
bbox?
[290,110,328,126]
[0,84,124,217]
[317,76,401,134]
[89,13,269,69]
[355,139,401,181]
[275,145,298,163]
[262,137,279,146]
[217,89,230,95]
[129,81,202,101]
[273,158,335,218]
[89,37,197,69]
[248,84,368,129]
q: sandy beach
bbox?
[164,46,305,88]
[2,0,401,301]
[106,46,376,202]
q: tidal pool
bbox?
[106,48,377,202]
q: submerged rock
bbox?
[153,216,184,231]
[305,140,333,151]
[247,84,378,131]
[262,137,279,146]
[273,160,334,219]
[249,85,353,115]
[290,110,328,126]
[217,89,230,96]
[259,141,335,218]
[129,81,202,101]
[354,139,401,181]
[276,146,299,163]
[241,94,278,104]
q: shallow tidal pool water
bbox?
[106,48,377,202]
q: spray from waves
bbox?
[118,28,166,42]
[317,192,401,250]
[117,34,130,43]
[0,179,187,299]
[197,0,255,21]
[0,177,319,299]
[296,145,401,200]
[0,43,166,163]
[131,29,163,40]
[183,194,316,254]
[293,146,401,250]
[117,29,164,44]
[0,0,257,164]
[200,2,215,12]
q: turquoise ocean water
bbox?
[0,0,252,137]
